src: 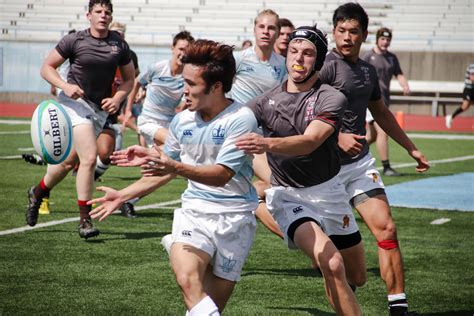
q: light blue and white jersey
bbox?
[228,46,287,104]
[139,60,184,121]
[164,102,259,213]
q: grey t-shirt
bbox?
[248,80,347,188]
[361,49,402,106]
[55,29,131,109]
[319,50,381,165]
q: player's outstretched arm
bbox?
[111,145,160,167]
[236,120,336,156]
[369,98,430,173]
[88,173,176,221]
[142,146,235,187]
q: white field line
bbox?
[407,133,474,140]
[0,119,30,125]
[0,199,181,236]
[379,155,474,170]
[0,130,29,135]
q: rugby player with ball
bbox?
[26,0,135,239]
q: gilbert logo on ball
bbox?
[30,99,73,164]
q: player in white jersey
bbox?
[126,31,194,147]
[88,40,259,315]
[228,9,287,105]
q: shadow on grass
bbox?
[270,307,334,315]
[366,267,381,277]
[132,212,174,220]
[242,267,322,278]
[83,230,170,242]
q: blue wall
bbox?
[0,41,172,93]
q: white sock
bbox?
[95,157,110,177]
[188,296,219,316]
[388,293,408,309]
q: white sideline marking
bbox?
[0,155,22,160]
[18,147,35,151]
[0,119,30,125]
[430,218,451,225]
[407,133,474,140]
[0,130,29,135]
[378,155,474,171]
[0,199,181,236]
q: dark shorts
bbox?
[462,87,473,101]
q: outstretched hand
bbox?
[110,145,160,167]
[140,145,178,177]
[88,186,124,222]
[410,150,430,173]
[235,133,268,154]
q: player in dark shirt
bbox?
[319,3,429,315]
[26,0,135,239]
[237,26,362,315]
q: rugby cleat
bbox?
[120,202,137,218]
[383,167,400,177]
[26,186,41,226]
[78,219,100,239]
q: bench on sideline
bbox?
[390,80,464,116]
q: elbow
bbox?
[210,176,232,187]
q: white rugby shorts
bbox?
[265,175,359,250]
[137,113,171,147]
[170,208,256,282]
[58,92,107,136]
[338,153,385,205]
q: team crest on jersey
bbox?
[371,172,379,183]
[360,66,371,85]
[109,41,119,54]
[212,125,225,144]
[342,215,350,228]
[182,129,193,137]
[243,65,255,73]
[304,96,318,122]
[220,257,237,273]
[272,66,282,79]
[181,230,192,237]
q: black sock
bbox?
[382,160,391,171]
[451,107,464,119]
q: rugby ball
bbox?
[30,99,73,164]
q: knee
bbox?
[79,154,97,170]
[320,253,346,280]
[349,270,367,287]
[174,271,200,295]
[378,219,398,240]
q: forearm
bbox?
[125,80,141,113]
[397,75,410,91]
[113,78,134,104]
[174,163,232,187]
[40,65,68,91]
[372,106,418,153]
[118,174,175,202]
[266,135,324,156]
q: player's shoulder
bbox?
[270,51,286,65]
[319,83,347,103]
[358,58,377,72]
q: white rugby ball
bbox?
[30,99,73,164]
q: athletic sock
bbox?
[388,293,408,316]
[94,157,110,180]
[188,296,220,316]
[451,106,463,119]
[127,197,140,205]
[34,178,51,200]
[78,200,92,224]
[382,159,391,171]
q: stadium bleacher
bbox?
[1,0,472,51]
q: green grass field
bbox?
[0,119,473,315]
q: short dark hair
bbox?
[88,0,113,13]
[332,2,368,32]
[182,40,236,94]
[173,31,195,47]
[278,18,294,30]
[376,27,392,41]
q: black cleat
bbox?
[120,202,137,218]
[22,153,46,166]
[78,219,100,239]
[26,186,41,226]
[383,167,401,177]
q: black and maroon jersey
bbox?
[248,80,347,187]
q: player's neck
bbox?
[255,45,273,62]
[374,46,386,55]
[171,60,183,76]
[287,73,318,93]
[89,28,108,39]
[199,96,232,122]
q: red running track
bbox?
[0,102,472,133]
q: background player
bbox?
[361,27,411,176]
[26,0,135,239]
[273,18,295,57]
[445,63,474,128]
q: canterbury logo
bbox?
[183,129,193,136]
[292,206,303,214]
[181,230,192,237]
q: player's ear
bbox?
[211,81,223,93]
